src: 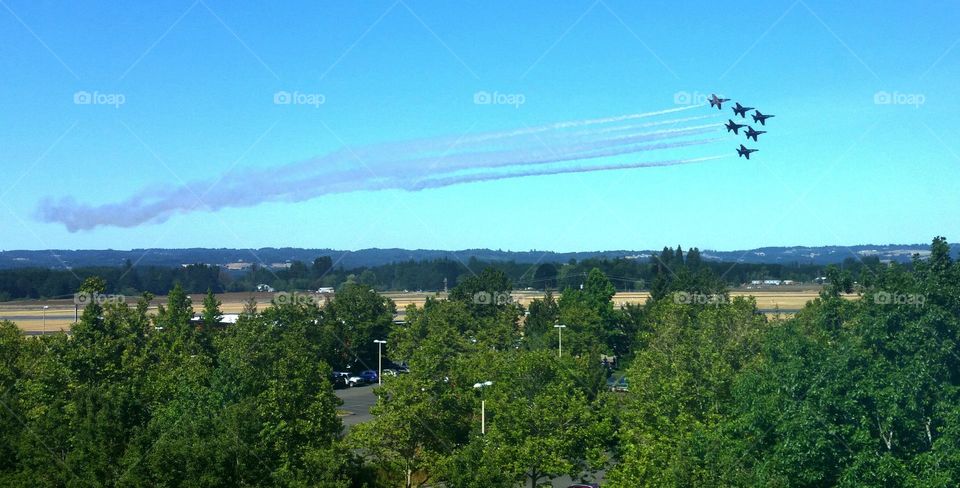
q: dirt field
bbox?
[2,289,831,333]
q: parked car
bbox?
[381,368,399,377]
[607,375,628,392]
[347,374,365,387]
[329,372,349,389]
[359,370,379,383]
[568,483,600,488]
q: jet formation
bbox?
[709,94,774,159]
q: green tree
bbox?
[525,291,559,348]
[200,288,223,329]
[323,283,396,370]
[609,296,767,487]
[533,263,559,290]
[449,351,609,488]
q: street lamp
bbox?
[554,324,567,357]
[373,340,387,385]
[42,306,49,334]
[473,381,493,434]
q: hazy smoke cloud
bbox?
[37,105,728,232]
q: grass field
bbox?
[1,288,832,333]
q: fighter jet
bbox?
[744,126,766,142]
[725,119,746,134]
[709,94,730,110]
[737,144,759,159]
[752,110,775,125]
[732,102,754,118]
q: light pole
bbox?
[554,324,566,357]
[473,381,493,434]
[374,340,387,384]
[42,306,49,334]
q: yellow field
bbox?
[0,288,835,333]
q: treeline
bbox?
[1,247,894,302]
[2,238,959,486]
[0,262,223,301]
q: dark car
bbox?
[330,372,350,389]
[359,370,379,383]
[568,483,600,488]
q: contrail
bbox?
[36,105,727,232]
[320,104,709,161]
[408,155,730,190]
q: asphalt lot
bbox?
[335,384,378,429]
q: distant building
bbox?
[190,313,240,328]
[226,262,252,271]
[317,287,335,294]
[763,279,782,286]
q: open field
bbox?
[1,288,831,333]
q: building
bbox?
[190,313,240,328]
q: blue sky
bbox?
[1,0,958,252]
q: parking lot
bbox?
[335,384,378,430]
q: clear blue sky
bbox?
[1,0,957,252]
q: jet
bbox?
[709,94,730,110]
[737,144,759,159]
[744,126,766,142]
[752,110,775,125]
[731,102,754,118]
[725,119,746,134]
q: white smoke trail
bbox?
[36,105,725,232]
[408,155,730,190]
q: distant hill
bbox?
[0,244,954,270]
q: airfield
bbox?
[0,287,828,334]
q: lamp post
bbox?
[373,340,387,385]
[42,306,49,334]
[473,381,493,434]
[554,324,567,357]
